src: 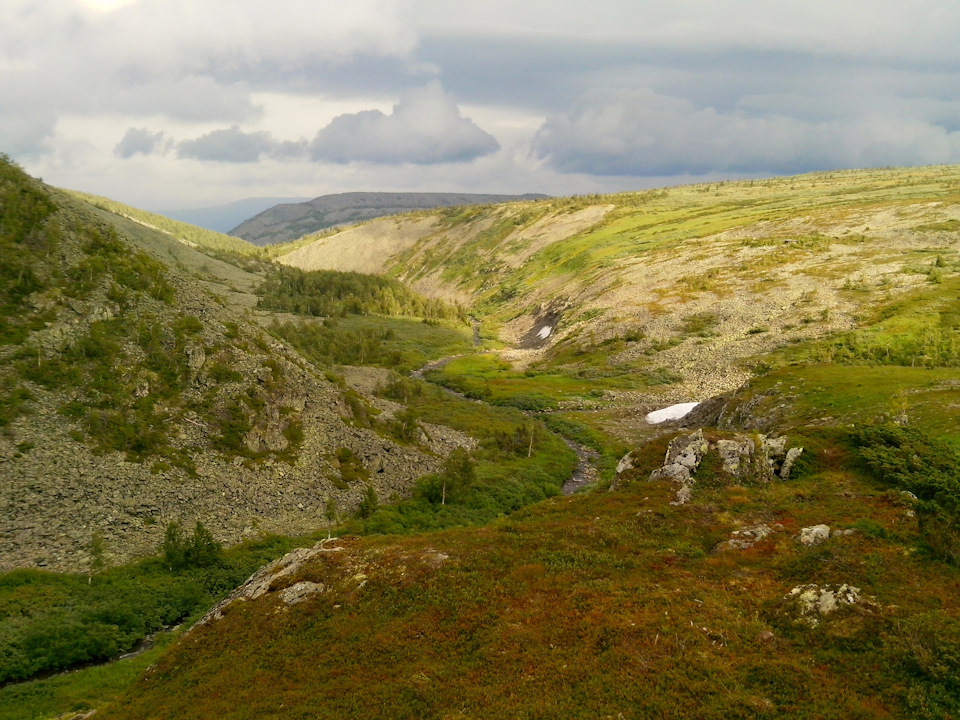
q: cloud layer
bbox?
[114,127,166,158]
[5,1,960,208]
[533,88,960,176]
[112,84,499,166]
[311,85,499,165]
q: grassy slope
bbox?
[13,165,960,717]
[285,165,960,319]
[0,629,182,720]
[99,429,960,720]
[278,165,960,422]
[64,190,260,256]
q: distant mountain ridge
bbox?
[230,191,549,246]
[159,197,311,234]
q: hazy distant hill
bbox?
[230,191,549,245]
[160,197,310,234]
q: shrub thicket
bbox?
[0,534,298,684]
[853,422,960,564]
[258,267,463,321]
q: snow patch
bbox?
[537,325,552,340]
[646,402,699,424]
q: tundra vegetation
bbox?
[3,157,960,718]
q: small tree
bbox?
[439,447,475,505]
[162,521,187,570]
[357,484,378,519]
[185,521,223,567]
[161,520,222,569]
[324,496,339,539]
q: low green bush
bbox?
[853,422,960,563]
[0,534,299,684]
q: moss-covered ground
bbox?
[96,427,960,720]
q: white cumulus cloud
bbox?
[311,84,500,165]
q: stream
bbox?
[412,340,600,496]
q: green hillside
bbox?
[4,162,960,719]
[64,189,261,256]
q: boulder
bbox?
[799,524,831,546]
[780,447,804,479]
[665,429,707,470]
[649,464,691,483]
[715,523,774,552]
[647,430,707,506]
[715,438,754,476]
[615,452,635,475]
[786,583,867,626]
[280,581,325,605]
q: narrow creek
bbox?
[412,344,600,496]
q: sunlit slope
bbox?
[278,166,960,400]
[65,189,260,256]
[98,425,960,720]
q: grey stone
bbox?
[780,447,804,479]
[786,583,867,626]
[615,452,635,475]
[280,581,325,605]
[799,524,831,546]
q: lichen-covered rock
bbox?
[715,438,754,475]
[616,452,635,475]
[647,431,707,505]
[799,524,831,546]
[715,523,774,552]
[198,540,344,625]
[649,464,691,483]
[280,581,326,605]
[786,583,868,626]
[614,429,807,500]
[780,447,804,479]
[665,429,707,470]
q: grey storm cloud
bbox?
[114,127,167,158]
[177,126,280,163]
[533,88,960,176]
[311,85,500,165]
[0,0,418,156]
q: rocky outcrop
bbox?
[797,524,856,546]
[785,584,873,627]
[780,447,804,479]
[648,429,707,505]
[799,524,831,546]
[640,429,805,503]
[196,538,453,630]
[199,540,343,625]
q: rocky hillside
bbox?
[0,159,468,573]
[231,191,548,245]
[65,189,260,256]
[5,163,960,719]
[278,167,960,412]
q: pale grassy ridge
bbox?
[278,165,957,291]
[64,189,260,256]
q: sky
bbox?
[5,0,960,210]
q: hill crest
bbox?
[230,191,549,245]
